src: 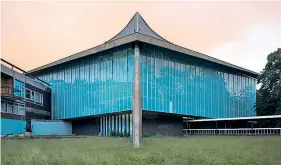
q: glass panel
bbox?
[14,80,25,97]
[14,85,20,96]
[14,104,19,114]
[1,100,6,112]
[35,93,40,102]
[40,94,43,104]
[26,89,31,99]
[31,91,35,101]
[32,44,257,119]
[7,102,14,113]
[19,105,25,115]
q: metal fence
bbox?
[183,128,281,136]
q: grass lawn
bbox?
[1,136,281,165]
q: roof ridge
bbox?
[108,12,167,42]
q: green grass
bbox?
[1,136,281,165]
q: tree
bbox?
[256,48,281,116]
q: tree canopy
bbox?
[256,48,281,116]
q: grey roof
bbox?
[109,12,167,42]
[28,13,259,78]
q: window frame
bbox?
[40,94,44,105]
[15,103,25,116]
[34,92,43,105]
[31,91,35,101]
[14,79,25,98]
[14,84,20,96]
[25,89,44,105]
[25,88,32,100]
[18,104,25,115]
[14,103,19,114]
[1,100,7,112]
[35,92,40,102]
[7,101,14,114]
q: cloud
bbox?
[206,20,281,73]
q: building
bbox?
[27,13,258,136]
[1,59,51,135]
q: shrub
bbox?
[124,131,130,137]
[110,130,116,137]
[110,130,131,138]
[115,132,120,137]
[143,132,153,138]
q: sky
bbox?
[1,1,281,73]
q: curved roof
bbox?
[109,12,167,42]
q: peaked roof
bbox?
[28,13,259,78]
[109,12,167,42]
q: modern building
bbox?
[1,59,51,135]
[26,12,258,136]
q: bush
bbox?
[110,130,116,137]
[110,130,130,138]
[115,131,120,137]
[143,132,153,138]
[123,131,130,137]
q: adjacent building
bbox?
[14,13,258,136]
[1,60,51,135]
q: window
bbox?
[2,101,25,115]
[18,105,25,115]
[14,80,25,98]
[1,100,7,112]
[15,103,25,115]
[27,89,43,105]
[26,89,31,100]
[35,92,40,102]
[34,92,43,105]
[14,104,19,114]
[31,91,35,101]
[14,85,20,96]
[40,94,44,104]
[7,102,14,113]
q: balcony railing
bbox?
[183,128,281,136]
[1,58,51,87]
[1,86,21,98]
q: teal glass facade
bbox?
[38,43,256,120]
[140,44,256,118]
[39,45,135,119]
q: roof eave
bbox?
[28,33,139,74]
[29,33,259,78]
[136,34,260,78]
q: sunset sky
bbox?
[1,1,281,73]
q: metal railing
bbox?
[1,58,51,87]
[1,86,21,96]
[183,128,281,136]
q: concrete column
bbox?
[132,42,142,148]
